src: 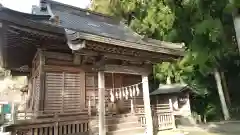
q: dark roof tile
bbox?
[150,84,189,95]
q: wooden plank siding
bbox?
[42,51,86,114]
[44,72,84,113]
[29,51,144,116]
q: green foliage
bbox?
[235,0,240,7]
[90,0,114,16]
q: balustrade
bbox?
[135,103,175,131]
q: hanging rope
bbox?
[107,80,142,102]
[110,72,115,102]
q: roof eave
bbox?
[67,30,184,57]
[150,84,189,95]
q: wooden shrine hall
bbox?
[0,0,184,135]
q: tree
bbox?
[90,0,115,15]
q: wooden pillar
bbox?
[169,99,176,129]
[98,71,106,135]
[39,50,46,113]
[142,75,153,135]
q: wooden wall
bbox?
[43,51,85,114]
[29,51,144,115]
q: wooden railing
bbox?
[135,105,146,127]
[5,99,175,134]
[58,120,89,135]
[5,113,90,135]
[137,114,146,127]
[135,102,175,131]
[13,109,89,121]
[153,112,174,130]
[16,112,33,121]
[13,119,89,135]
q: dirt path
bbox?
[158,122,240,135]
[177,121,240,135]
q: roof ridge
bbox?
[0,6,50,20]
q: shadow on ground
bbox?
[205,121,240,135]
[174,121,240,135]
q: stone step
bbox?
[106,127,145,135]
[106,116,138,125]
[90,114,137,120]
[176,116,196,126]
[92,121,141,132]
[90,119,140,129]
[90,115,139,125]
[107,122,140,132]
[90,114,142,135]
[105,114,136,118]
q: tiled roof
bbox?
[0,0,184,61]
[150,84,189,95]
[33,1,143,43]
[31,0,184,55]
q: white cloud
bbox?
[0,0,90,13]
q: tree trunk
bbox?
[214,68,230,120]
[233,16,240,53]
[228,0,240,53]
[220,72,231,108]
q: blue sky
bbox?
[0,0,91,13]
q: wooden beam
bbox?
[43,65,93,72]
[76,49,162,63]
[73,53,82,65]
[95,55,105,69]
[104,64,152,75]
[45,51,73,61]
